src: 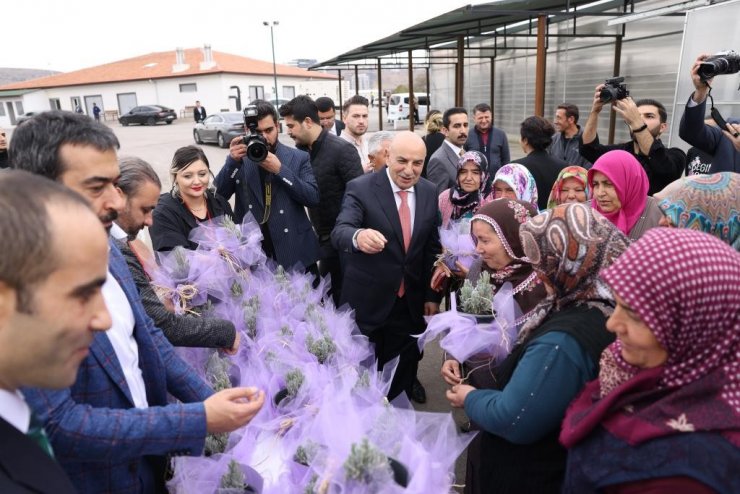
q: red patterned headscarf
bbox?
[561,228,740,448]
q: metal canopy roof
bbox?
[311,0,640,69]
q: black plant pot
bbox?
[388,457,409,487]
[460,312,495,324]
[274,388,289,406]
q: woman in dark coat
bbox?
[447,203,630,494]
[150,145,233,251]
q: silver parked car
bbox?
[193,112,245,148]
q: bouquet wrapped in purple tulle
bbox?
[155,215,475,493]
[435,218,478,272]
[417,282,520,363]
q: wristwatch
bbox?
[631,123,648,133]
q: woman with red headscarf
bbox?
[561,228,740,493]
[588,150,663,240]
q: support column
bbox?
[490,57,496,124]
[408,50,415,130]
[534,14,547,117]
[608,35,623,144]
[354,65,359,96]
[337,70,343,111]
[455,36,464,107]
[377,59,383,131]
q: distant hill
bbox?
[0,68,60,86]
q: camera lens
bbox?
[599,87,618,103]
[246,139,268,162]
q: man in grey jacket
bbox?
[547,103,592,169]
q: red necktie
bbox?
[398,190,411,297]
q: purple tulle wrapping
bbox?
[156,215,474,493]
[437,219,479,271]
[417,282,521,362]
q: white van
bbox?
[386,93,430,122]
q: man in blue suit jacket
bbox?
[332,131,442,401]
[10,111,265,494]
[215,100,321,272]
[679,53,740,173]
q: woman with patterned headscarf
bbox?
[657,172,740,251]
[588,150,663,240]
[438,150,496,227]
[447,203,630,494]
[561,228,740,493]
[546,166,590,209]
[440,199,548,389]
[491,163,539,211]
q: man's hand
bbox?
[722,122,740,152]
[356,228,387,254]
[259,151,281,174]
[446,383,476,408]
[612,97,644,129]
[229,136,248,161]
[591,83,607,114]
[204,387,265,433]
[424,302,440,317]
[441,359,462,386]
[430,264,451,291]
[690,53,713,104]
[222,331,240,356]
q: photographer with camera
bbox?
[580,79,684,195]
[678,52,740,173]
[214,100,321,273]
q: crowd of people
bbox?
[0,51,738,493]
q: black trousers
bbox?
[318,255,342,307]
[369,296,421,401]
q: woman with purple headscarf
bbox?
[561,228,740,493]
[438,150,495,227]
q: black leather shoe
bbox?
[410,378,427,404]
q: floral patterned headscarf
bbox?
[492,163,539,211]
[546,165,590,209]
[517,202,630,339]
[658,172,740,251]
[450,150,491,220]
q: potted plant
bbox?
[458,271,495,323]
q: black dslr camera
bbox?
[698,50,740,81]
[599,77,629,103]
[242,105,268,162]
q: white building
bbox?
[0,46,340,126]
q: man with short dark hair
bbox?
[580,85,684,195]
[332,131,441,401]
[280,96,363,305]
[465,103,509,175]
[0,170,109,494]
[340,95,371,171]
[215,99,321,273]
[315,96,345,136]
[548,103,592,168]
[114,156,239,352]
[427,107,469,195]
[193,100,207,123]
[10,111,265,494]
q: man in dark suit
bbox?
[10,111,265,494]
[316,96,345,136]
[193,100,207,123]
[513,116,567,210]
[215,99,321,272]
[281,96,363,306]
[427,107,469,195]
[0,171,110,494]
[332,131,442,401]
[465,102,510,175]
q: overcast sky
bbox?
[4,0,480,72]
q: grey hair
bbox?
[368,131,395,155]
[117,156,162,196]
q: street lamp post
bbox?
[263,21,279,108]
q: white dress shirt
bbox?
[110,222,128,241]
[0,389,31,433]
[340,130,371,172]
[102,270,149,409]
[444,139,464,157]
